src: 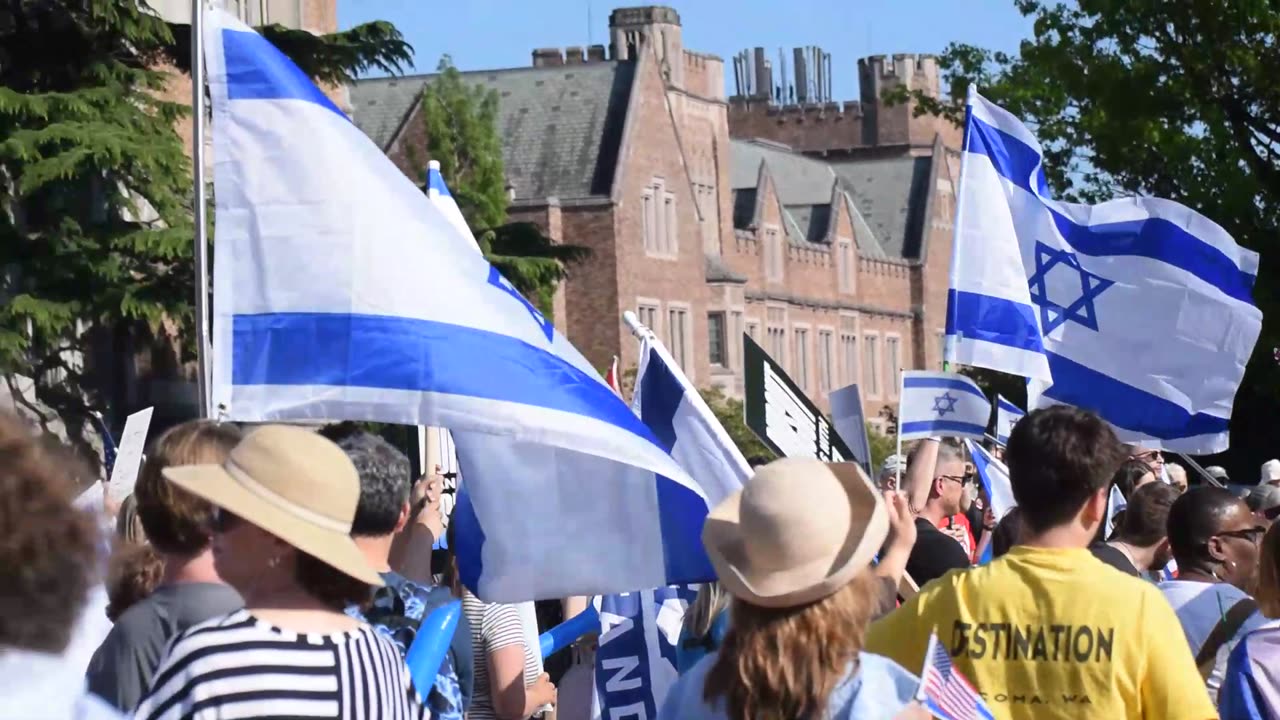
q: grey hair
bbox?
[336,432,412,537]
[683,582,731,639]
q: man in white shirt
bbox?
[1160,486,1267,704]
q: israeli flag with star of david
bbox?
[946,91,1262,454]
[898,371,991,441]
[204,9,711,600]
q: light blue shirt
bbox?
[657,650,919,720]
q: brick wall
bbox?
[727,100,865,152]
[609,50,711,383]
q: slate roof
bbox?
[729,139,836,204]
[350,61,635,201]
[831,157,933,259]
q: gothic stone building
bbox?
[351,6,960,428]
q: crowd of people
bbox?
[6,403,1280,718]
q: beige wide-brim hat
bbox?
[163,424,383,587]
[703,458,888,609]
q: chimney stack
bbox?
[587,44,606,61]
[565,46,585,64]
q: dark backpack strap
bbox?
[1196,598,1257,680]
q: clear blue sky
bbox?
[340,0,1033,99]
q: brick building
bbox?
[351,6,959,427]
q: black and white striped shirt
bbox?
[462,593,540,720]
[133,609,430,720]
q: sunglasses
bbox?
[938,473,974,487]
[1216,527,1266,544]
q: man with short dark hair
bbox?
[1090,482,1178,577]
[1160,486,1267,704]
[335,431,473,717]
[866,406,1216,719]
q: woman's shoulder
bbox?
[839,652,920,711]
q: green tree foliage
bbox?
[699,385,775,462]
[887,0,1280,468]
[421,56,588,318]
[866,422,897,472]
[0,1,410,442]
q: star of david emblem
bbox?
[933,392,958,418]
[1026,241,1114,334]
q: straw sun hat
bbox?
[702,458,888,609]
[162,425,383,586]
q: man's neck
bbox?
[918,501,951,526]
[160,549,222,586]
[1020,524,1093,550]
[354,534,394,574]
[1110,539,1159,572]
[1177,567,1218,584]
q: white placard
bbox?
[107,407,154,503]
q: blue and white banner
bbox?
[205,12,706,601]
[592,330,751,718]
[898,371,991,441]
[591,586,698,720]
[994,395,1025,446]
[945,91,1261,454]
[967,440,1016,522]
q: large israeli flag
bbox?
[994,395,1025,446]
[204,11,706,600]
[946,91,1262,453]
[592,332,750,719]
[898,371,991,441]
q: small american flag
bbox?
[918,630,994,720]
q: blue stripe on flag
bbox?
[451,484,485,592]
[222,28,347,119]
[946,290,1044,353]
[427,168,453,197]
[900,420,988,437]
[966,114,1256,302]
[638,346,716,583]
[998,397,1023,415]
[902,375,986,401]
[231,312,662,448]
[1044,352,1230,440]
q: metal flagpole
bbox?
[894,371,905,490]
[191,0,212,418]
[1175,451,1225,489]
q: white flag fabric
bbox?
[967,440,1016,521]
[945,91,1261,454]
[898,371,991,441]
[994,395,1025,446]
[1105,485,1128,539]
[205,11,708,601]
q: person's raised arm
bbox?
[904,438,940,513]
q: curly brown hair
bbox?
[703,571,881,720]
[135,421,242,556]
[106,542,164,621]
[0,411,99,653]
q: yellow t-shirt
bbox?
[865,546,1216,720]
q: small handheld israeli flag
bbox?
[994,395,1025,446]
[899,371,991,441]
[967,440,1016,521]
[945,90,1261,454]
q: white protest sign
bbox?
[107,406,154,504]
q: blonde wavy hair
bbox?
[703,570,881,720]
[683,581,730,639]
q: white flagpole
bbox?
[191,0,212,418]
[894,369,905,490]
[943,84,977,370]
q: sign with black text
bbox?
[743,334,850,462]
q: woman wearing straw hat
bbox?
[132,425,430,719]
[658,458,926,720]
